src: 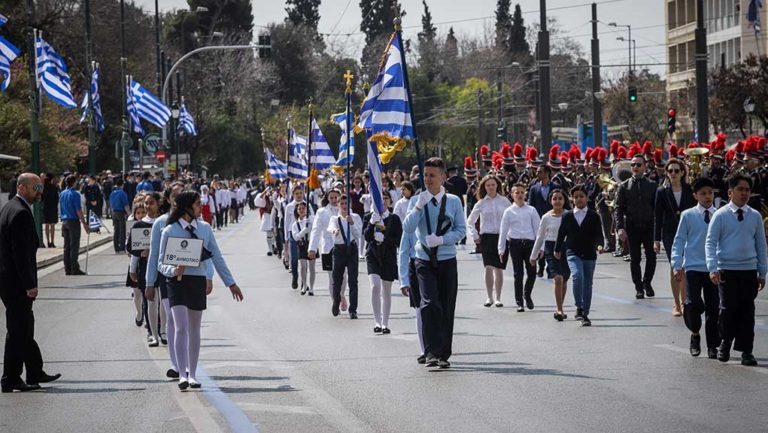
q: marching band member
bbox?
[530,189,570,321]
[498,183,540,312]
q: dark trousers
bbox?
[61,219,82,274]
[626,224,656,290]
[215,210,224,229]
[1,296,43,386]
[598,206,615,250]
[289,238,299,280]
[508,239,536,305]
[683,271,720,349]
[223,207,229,226]
[415,258,458,360]
[719,270,758,354]
[332,245,358,314]
[112,211,126,252]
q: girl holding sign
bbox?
[158,191,244,390]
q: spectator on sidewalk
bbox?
[110,178,131,253]
[41,174,59,248]
[83,175,103,219]
[102,172,114,219]
[137,172,153,194]
[59,175,89,276]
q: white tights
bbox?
[484,266,504,302]
[265,232,275,252]
[171,305,203,380]
[416,308,425,354]
[162,298,177,371]
[369,274,392,328]
[132,287,142,318]
[299,259,316,291]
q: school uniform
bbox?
[308,204,339,272]
[364,212,402,281]
[531,212,569,280]
[467,194,511,269]
[328,214,362,316]
[291,216,312,260]
[399,231,425,356]
[498,202,541,307]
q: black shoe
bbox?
[178,380,189,390]
[575,308,584,321]
[349,312,358,320]
[554,312,563,321]
[741,353,758,366]
[47,242,54,248]
[689,334,701,357]
[307,291,314,296]
[707,347,718,359]
[536,270,544,278]
[332,304,340,317]
[438,359,451,369]
[72,269,87,276]
[623,255,631,262]
[424,355,439,367]
[291,276,298,289]
[516,304,525,312]
[30,373,61,385]
[166,369,180,379]
[635,291,645,299]
[717,341,731,362]
[382,328,391,334]
[483,301,492,307]
[160,334,168,345]
[189,379,202,389]
[525,297,534,310]
[1,382,40,393]
[417,355,426,364]
[135,318,143,327]
[644,284,655,298]
[267,252,273,257]
[300,286,307,295]
[581,315,592,326]
[374,326,382,333]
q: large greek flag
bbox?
[130,79,170,128]
[80,66,104,132]
[35,34,77,108]
[126,78,144,135]
[0,35,19,91]
[367,137,386,216]
[309,119,336,170]
[288,130,308,180]
[178,99,197,136]
[266,148,287,180]
[356,33,413,142]
[332,111,355,166]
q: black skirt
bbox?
[407,258,421,309]
[481,233,508,269]
[297,239,310,260]
[167,275,207,311]
[321,252,333,271]
[366,252,398,282]
[544,241,570,280]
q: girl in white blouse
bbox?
[291,202,315,295]
[393,181,415,222]
[467,175,512,307]
[530,189,570,321]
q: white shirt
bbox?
[498,202,540,253]
[361,194,373,213]
[388,188,401,204]
[530,212,562,259]
[393,197,410,222]
[727,201,750,215]
[290,215,313,242]
[308,205,339,254]
[574,206,588,226]
[328,213,362,245]
[284,199,314,240]
[697,203,717,219]
[467,194,512,240]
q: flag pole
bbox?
[393,17,424,189]
[344,71,353,245]
[306,98,313,196]
[85,211,91,274]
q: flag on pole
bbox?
[178,98,197,136]
[309,119,336,170]
[266,148,287,180]
[34,32,77,108]
[80,65,104,132]
[129,79,171,128]
[0,13,8,27]
[748,0,763,32]
[88,210,105,232]
[367,135,386,216]
[355,32,414,163]
[126,76,144,135]
[332,111,355,166]
[0,35,19,91]
[288,129,309,180]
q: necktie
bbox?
[737,208,744,222]
[431,197,438,207]
[186,225,198,238]
[704,209,710,224]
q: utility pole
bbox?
[591,3,603,147]
[25,0,43,242]
[477,89,483,152]
[120,0,130,176]
[538,0,552,154]
[497,70,504,150]
[694,0,709,143]
[85,0,96,175]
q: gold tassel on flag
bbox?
[307,169,320,189]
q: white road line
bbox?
[237,402,317,415]
[654,344,768,375]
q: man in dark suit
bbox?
[0,173,61,392]
[616,155,658,299]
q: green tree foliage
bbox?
[359,0,405,77]
[416,0,438,82]
[709,55,768,138]
[509,4,530,60]
[494,0,512,51]
[603,71,667,144]
[285,0,322,32]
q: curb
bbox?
[36,235,114,269]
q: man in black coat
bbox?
[0,173,61,392]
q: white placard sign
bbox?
[163,237,204,268]
[130,227,152,250]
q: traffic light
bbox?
[628,86,637,103]
[667,108,677,134]
[496,125,507,141]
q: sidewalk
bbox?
[36,222,113,268]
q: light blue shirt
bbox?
[158,219,236,287]
[705,202,768,278]
[402,191,467,262]
[671,204,715,273]
[146,213,169,288]
[398,231,418,287]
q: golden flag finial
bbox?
[344,70,354,94]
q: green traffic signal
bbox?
[628,86,637,103]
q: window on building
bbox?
[670,46,678,73]
[687,0,696,24]
[678,0,687,27]
[669,1,677,30]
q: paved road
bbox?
[2,211,768,433]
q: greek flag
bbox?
[356,33,413,142]
[0,35,19,91]
[129,79,170,128]
[748,0,763,32]
[80,66,104,132]
[309,119,336,170]
[178,99,197,136]
[125,78,144,135]
[367,138,386,216]
[88,210,105,232]
[288,129,308,180]
[266,148,287,180]
[332,111,355,166]
[0,13,7,27]
[35,33,77,108]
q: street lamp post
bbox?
[744,97,755,135]
[171,103,180,178]
[609,22,632,74]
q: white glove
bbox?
[425,234,443,248]
[370,213,381,225]
[415,191,431,210]
[374,232,384,243]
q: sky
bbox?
[137,0,666,76]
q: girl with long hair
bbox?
[365,191,403,333]
[42,173,59,248]
[291,202,316,295]
[530,189,570,321]
[393,181,415,222]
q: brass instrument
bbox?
[612,160,633,183]
[597,173,619,210]
[683,147,710,184]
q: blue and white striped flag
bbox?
[332,111,355,166]
[80,65,104,132]
[130,79,170,128]
[34,33,77,108]
[356,33,414,143]
[266,148,287,180]
[178,99,197,136]
[367,137,386,217]
[88,210,105,231]
[309,118,336,170]
[0,35,19,91]
[0,13,7,27]
[288,129,308,180]
[126,77,144,135]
